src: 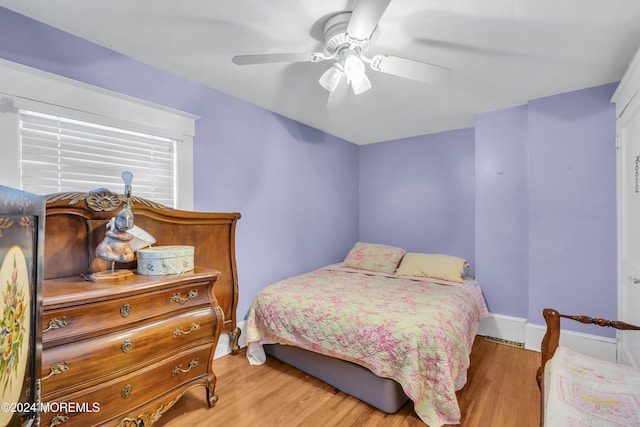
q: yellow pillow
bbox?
[396,253,467,283]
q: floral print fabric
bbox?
[544,346,640,426]
[246,265,485,426]
[343,242,406,274]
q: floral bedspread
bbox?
[544,346,640,426]
[245,265,488,426]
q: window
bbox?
[0,58,197,209]
[20,110,177,207]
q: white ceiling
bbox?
[1,0,640,145]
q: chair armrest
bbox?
[537,307,640,389]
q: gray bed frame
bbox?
[264,343,409,413]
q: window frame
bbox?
[0,58,197,210]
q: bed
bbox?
[245,242,489,426]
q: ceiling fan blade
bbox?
[346,0,392,41]
[232,52,328,65]
[370,54,452,85]
[326,74,349,110]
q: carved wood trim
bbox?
[46,190,169,212]
[117,394,182,427]
[559,313,640,330]
[537,307,640,390]
[44,188,241,337]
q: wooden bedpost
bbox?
[537,308,560,389]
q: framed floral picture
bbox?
[0,186,44,427]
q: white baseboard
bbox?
[525,323,616,362]
[618,343,640,368]
[478,313,527,343]
[616,330,640,368]
[479,313,617,363]
[214,320,247,359]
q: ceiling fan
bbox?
[231,0,452,100]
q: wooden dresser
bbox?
[40,190,240,426]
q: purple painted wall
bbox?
[358,128,476,268]
[0,7,359,320]
[360,84,617,338]
[475,106,530,317]
[475,84,617,335]
[193,96,361,309]
[527,85,617,332]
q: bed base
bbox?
[264,344,409,413]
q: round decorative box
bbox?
[136,245,194,275]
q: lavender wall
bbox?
[193,96,361,310]
[0,7,359,320]
[358,128,476,268]
[359,84,617,338]
[476,84,617,335]
[475,106,530,317]
[527,85,617,331]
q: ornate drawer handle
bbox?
[173,322,201,338]
[121,338,133,353]
[171,358,199,376]
[170,289,198,304]
[120,303,132,318]
[42,361,69,381]
[50,414,69,426]
[121,384,133,398]
[43,317,67,333]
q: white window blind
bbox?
[19,109,177,207]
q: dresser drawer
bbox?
[40,344,212,427]
[43,281,212,347]
[41,307,217,397]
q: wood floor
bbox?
[155,336,541,427]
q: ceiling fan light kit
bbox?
[342,53,371,94]
[231,0,452,103]
[319,64,343,92]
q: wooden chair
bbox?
[537,308,640,426]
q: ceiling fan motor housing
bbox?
[324,12,370,53]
